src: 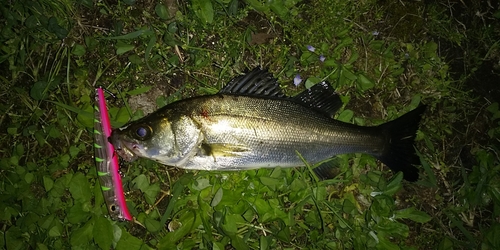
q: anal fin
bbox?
[312,159,340,181]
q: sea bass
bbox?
[110,68,425,181]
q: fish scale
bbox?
[182,95,386,170]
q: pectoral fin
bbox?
[200,143,249,159]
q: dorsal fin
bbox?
[219,67,285,97]
[293,81,343,117]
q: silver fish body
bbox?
[111,68,425,181]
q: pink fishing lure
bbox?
[94,87,132,221]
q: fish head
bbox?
[109,118,177,163]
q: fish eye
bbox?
[137,127,147,137]
[131,125,152,140]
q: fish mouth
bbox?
[109,130,139,162]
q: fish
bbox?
[94,87,132,221]
[110,68,425,181]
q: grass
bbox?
[1,0,500,249]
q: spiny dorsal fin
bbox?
[293,81,343,117]
[219,67,285,98]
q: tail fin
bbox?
[376,105,426,182]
